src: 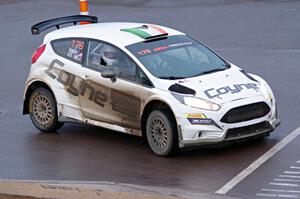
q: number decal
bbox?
[138,49,151,56]
[72,39,85,50]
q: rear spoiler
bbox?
[31,15,98,35]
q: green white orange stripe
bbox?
[121,25,168,39]
[147,24,167,34]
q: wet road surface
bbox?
[0,0,299,198]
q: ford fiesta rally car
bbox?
[23,15,280,156]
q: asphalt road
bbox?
[0,0,299,198]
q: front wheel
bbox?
[29,87,63,132]
[146,109,178,156]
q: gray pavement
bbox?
[229,135,300,198]
[0,0,299,199]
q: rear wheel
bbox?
[29,87,63,132]
[146,109,178,156]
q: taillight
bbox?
[31,44,46,64]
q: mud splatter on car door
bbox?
[111,89,141,120]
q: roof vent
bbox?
[121,24,168,40]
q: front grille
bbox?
[225,121,273,140]
[221,102,270,123]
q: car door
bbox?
[77,39,154,133]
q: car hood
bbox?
[156,67,262,104]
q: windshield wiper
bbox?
[159,67,227,79]
[189,67,227,78]
[202,67,227,75]
[159,76,186,80]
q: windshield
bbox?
[126,35,229,79]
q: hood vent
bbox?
[168,83,196,95]
[240,70,258,82]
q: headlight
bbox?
[260,83,273,102]
[183,97,221,111]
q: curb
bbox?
[0,194,37,199]
[0,180,239,199]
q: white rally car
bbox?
[23,15,280,156]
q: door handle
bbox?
[82,75,90,81]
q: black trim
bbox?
[273,119,281,128]
[240,70,258,82]
[225,121,273,140]
[144,36,168,43]
[168,83,196,95]
[144,34,169,41]
[221,102,271,124]
[23,100,28,114]
[31,15,98,35]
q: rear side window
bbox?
[52,38,85,64]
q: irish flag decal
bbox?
[121,25,168,39]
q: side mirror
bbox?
[101,70,117,83]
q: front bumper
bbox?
[178,119,280,148]
[175,95,280,148]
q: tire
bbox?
[146,109,178,156]
[29,87,63,133]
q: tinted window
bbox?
[126,35,229,79]
[52,38,85,64]
[85,40,152,86]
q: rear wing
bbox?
[31,15,98,35]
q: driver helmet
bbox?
[101,46,119,67]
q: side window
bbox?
[136,67,153,87]
[52,38,85,64]
[85,40,138,82]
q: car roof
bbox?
[43,22,185,47]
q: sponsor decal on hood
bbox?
[204,83,259,99]
[160,68,262,104]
